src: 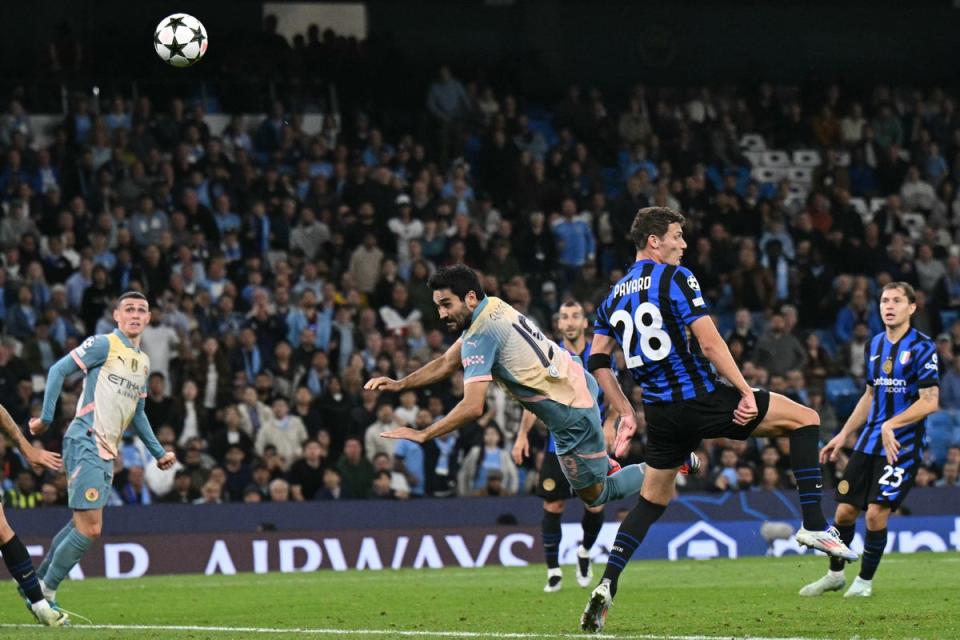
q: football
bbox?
[153,13,208,67]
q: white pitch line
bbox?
[0,623,836,640]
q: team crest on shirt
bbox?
[882,358,893,375]
[131,358,139,372]
[686,275,701,292]
[542,478,556,492]
[85,488,100,502]
[899,351,911,366]
[837,480,849,495]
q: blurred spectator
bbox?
[254,397,308,470]
[336,437,374,499]
[754,312,806,377]
[5,470,42,508]
[316,468,350,500]
[935,461,959,487]
[163,469,200,504]
[457,425,518,496]
[289,439,327,501]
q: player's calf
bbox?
[582,463,644,507]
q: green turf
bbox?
[2,553,958,639]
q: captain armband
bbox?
[587,353,612,372]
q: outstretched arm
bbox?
[0,403,62,471]
[821,386,873,463]
[381,379,488,444]
[366,340,463,392]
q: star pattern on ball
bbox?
[189,25,206,44]
[166,15,187,30]
[166,34,188,59]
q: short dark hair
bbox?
[560,299,583,311]
[116,291,148,308]
[629,207,686,251]
[881,281,916,304]
[427,264,486,301]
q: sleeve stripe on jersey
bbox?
[70,350,88,373]
[464,375,493,384]
[76,401,95,417]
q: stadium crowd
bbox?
[2,26,960,507]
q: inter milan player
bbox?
[514,299,700,592]
[0,404,68,626]
[580,207,857,632]
[368,265,647,509]
[801,282,938,598]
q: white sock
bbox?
[854,576,871,584]
[547,567,562,578]
[40,579,56,602]
[828,570,844,579]
[31,599,52,613]
[577,545,590,558]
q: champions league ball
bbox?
[154,14,208,67]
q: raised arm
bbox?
[365,340,463,392]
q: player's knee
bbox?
[543,500,565,514]
[77,521,102,539]
[834,504,859,526]
[796,405,820,428]
[0,521,14,544]
[865,505,890,530]
[576,484,603,506]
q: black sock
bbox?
[859,528,887,580]
[542,510,562,570]
[0,535,43,604]
[829,523,856,572]
[581,508,604,551]
[789,426,828,531]
[602,496,666,597]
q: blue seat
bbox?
[940,310,959,333]
[814,329,837,357]
[824,376,861,420]
[925,411,956,465]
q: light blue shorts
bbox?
[64,433,113,510]
[554,409,610,491]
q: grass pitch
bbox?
[1,552,957,639]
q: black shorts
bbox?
[642,385,771,470]
[536,451,575,502]
[836,450,919,511]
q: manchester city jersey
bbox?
[460,296,597,431]
[61,330,150,459]
[856,328,938,458]
[595,259,716,404]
